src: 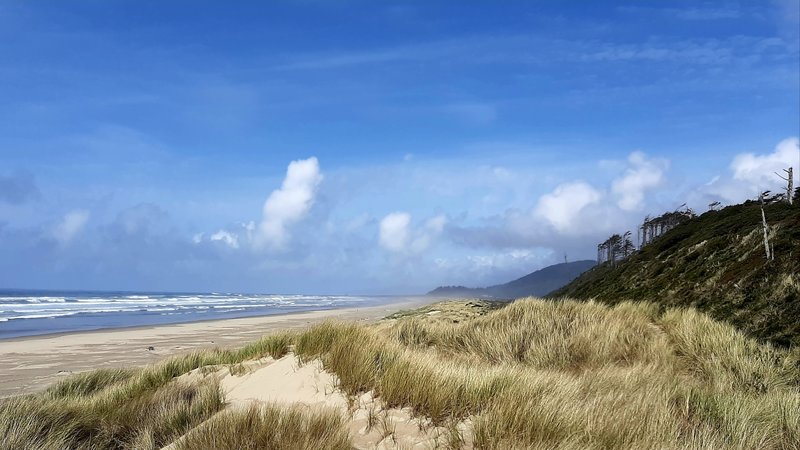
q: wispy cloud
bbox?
[270,35,529,70]
[271,32,793,74]
[619,5,742,21]
[52,210,89,245]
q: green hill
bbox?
[551,200,800,348]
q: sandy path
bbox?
[0,299,426,397]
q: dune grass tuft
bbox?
[0,377,223,450]
[174,403,351,450]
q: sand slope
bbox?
[176,353,471,449]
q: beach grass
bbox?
[174,403,351,450]
[0,331,296,450]
[0,376,223,449]
[295,298,800,449]
[1,299,798,449]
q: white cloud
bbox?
[675,137,798,209]
[612,151,669,211]
[411,214,447,253]
[192,157,322,251]
[534,182,602,232]
[210,230,239,249]
[379,213,447,254]
[379,212,410,252]
[731,137,798,192]
[255,157,323,249]
[53,210,89,245]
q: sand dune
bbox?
[175,353,471,449]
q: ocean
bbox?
[0,289,398,339]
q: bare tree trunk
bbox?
[776,167,793,205]
[760,196,772,261]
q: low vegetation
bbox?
[0,331,295,450]
[2,300,798,449]
[174,403,351,450]
[0,374,223,449]
[552,201,800,348]
[296,298,799,449]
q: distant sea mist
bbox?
[0,290,395,339]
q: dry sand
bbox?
[174,353,472,450]
[0,299,427,398]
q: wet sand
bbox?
[0,299,427,398]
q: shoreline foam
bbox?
[0,298,427,398]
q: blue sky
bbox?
[1,1,798,294]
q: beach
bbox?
[0,298,427,398]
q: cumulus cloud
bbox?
[210,230,240,249]
[450,151,674,254]
[611,151,669,211]
[379,212,410,252]
[255,157,323,249]
[52,210,89,245]
[191,157,322,252]
[379,213,447,254]
[731,137,798,189]
[534,182,602,232]
[699,137,799,203]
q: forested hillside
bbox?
[552,200,800,347]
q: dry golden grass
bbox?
[296,298,800,449]
[0,376,223,450]
[2,300,798,449]
[174,403,351,450]
[0,331,296,450]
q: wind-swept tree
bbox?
[597,233,635,266]
[621,231,635,258]
[775,167,793,205]
[639,206,695,248]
